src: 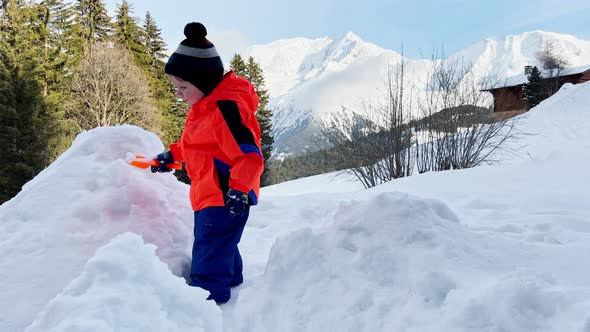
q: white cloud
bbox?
[207,29,251,64]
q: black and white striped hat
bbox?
[165,22,224,95]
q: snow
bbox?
[24,233,220,332]
[1,79,590,331]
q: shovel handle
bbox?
[129,155,182,170]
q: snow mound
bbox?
[520,82,590,160]
[0,126,193,331]
[456,272,568,332]
[229,192,474,331]
[25,233,221,332]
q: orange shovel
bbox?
[129,155,182,170]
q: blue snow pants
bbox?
[189,205,249,302]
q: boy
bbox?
[152,22,263,305]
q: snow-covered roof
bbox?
[483,64,590,91]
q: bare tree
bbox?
[537,40,569,95]
[537,40,569,72]
[321,110,382,188]
[322,58,414,188]
[374,62,414,182]
[415,56,522,173]
[67,42,159,132]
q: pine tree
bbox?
[140,11,185,147]
[134,12,188,183]
[0,0,59,202]
[40,0,78,86]
[113,0,134,44]
[523,66,546,110]
[142,10,175,135]
[113,0,150,69]
[143,11,166,70]
[229,53,247,77]
[73,0,110,44]
[230,54,275,186]
[39,0,81,148]
[246,56,274,164]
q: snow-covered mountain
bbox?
[246,31,590,156]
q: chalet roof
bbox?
[482,64,590,91]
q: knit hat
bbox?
[165,22,224,95]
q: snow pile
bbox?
[229,192,470,331]
[25,233,220,332]
[0,125,196,331]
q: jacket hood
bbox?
[206,71,260,113]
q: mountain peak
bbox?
[342,31,362,42]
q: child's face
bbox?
[168,75,205,105]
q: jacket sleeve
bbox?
[169,141,184,162]
[213,100,264,195]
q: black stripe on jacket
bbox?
[217,100,261,156]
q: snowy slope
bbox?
[246,30,590,155]
[1,82,589,331]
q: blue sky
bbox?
[103,0,590,60]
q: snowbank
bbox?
[24,233,220,332]
[0,126,195,331]
[509,81,590,161]
[229,192,469,331]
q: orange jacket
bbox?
[169,71,263,211]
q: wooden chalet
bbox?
[482,65,590,120]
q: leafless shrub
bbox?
[323,58,415,188]
[537,40,570,95]
[415,56,522,173]
[537,40,569,72]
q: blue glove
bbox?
[226,189,249,217]
[151,150,174,173]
